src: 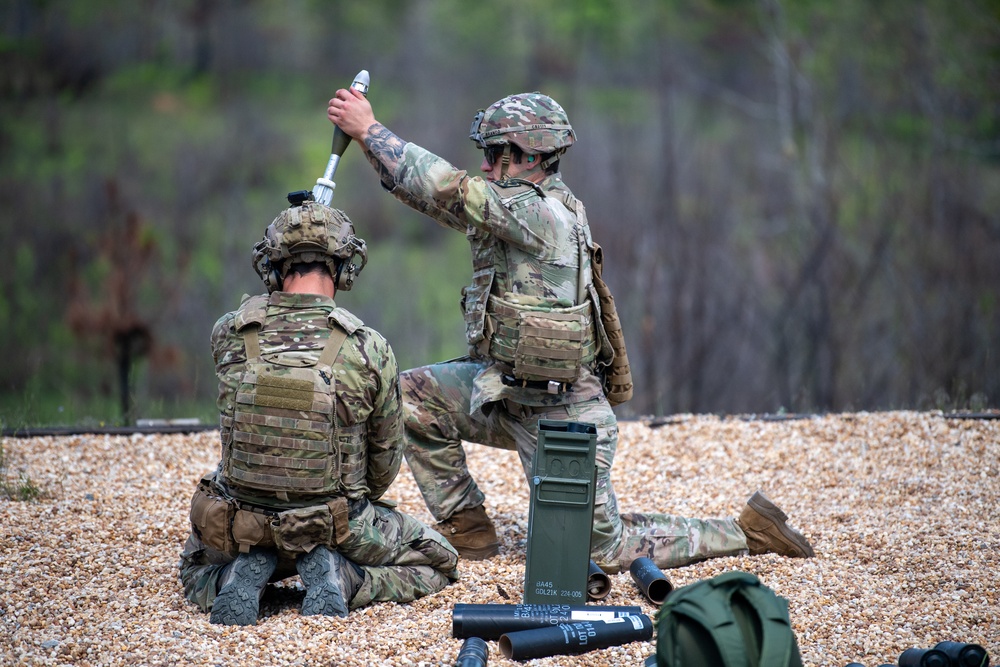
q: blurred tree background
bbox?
[1,0,998,426]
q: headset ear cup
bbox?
[334,263,347,291]
[336,264,354,291]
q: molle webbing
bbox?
[232,430,330,455]
[225,324,366,496]
[487,294,597,382]
[231,410,331,433]
[517,311,588,381]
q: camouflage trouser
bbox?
[178,499,459,613]
[401,360,748,571]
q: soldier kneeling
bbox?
[178,194,459,625]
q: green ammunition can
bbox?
[522,419,597,605]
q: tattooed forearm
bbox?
[364,123,406,184]
[363,149,395,188]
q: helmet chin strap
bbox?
[496,144,562,181]
[499,144,512,180]
[538,149,563,172]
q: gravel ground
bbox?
[1,411,998,667]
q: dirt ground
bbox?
[1,411,997,667]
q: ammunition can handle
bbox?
[536,478,592,505]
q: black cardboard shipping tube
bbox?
[499,615,654,660]
[452,604,643,640]
[628,557,674,605]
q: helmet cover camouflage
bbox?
[469,92,576,155]
[252,200,367,293]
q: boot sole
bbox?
[297,549,349,617]
[210,551,276,626]
[746,491,815,558]
[454,543,500,560]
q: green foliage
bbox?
[350,231,469,371]
[0,442,44,502]
[1,0,997,422]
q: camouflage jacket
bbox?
[210,291,403,506]
[383,143,604,412]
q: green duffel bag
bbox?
[645,570,803,667]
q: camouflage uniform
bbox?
[179,291,459,612]
[379,144,748,572]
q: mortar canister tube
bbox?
[452,604,643,640]
[498,615,653,660]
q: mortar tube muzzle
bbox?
[898,648,951,667]
[587,560,612,601]
[933,641,989,667]
[453,637,488,667]
[628,557,674,605]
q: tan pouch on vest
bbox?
[488,293,596,382]
[232,509,276,553]
[590,242,633,406]
[272,497,350,553]
[559,190,633,406]
[514,308,591,382]
[273,504,332,553]
[190,480,236,554]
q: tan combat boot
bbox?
[438,505,500,560]
[736,491,815,558]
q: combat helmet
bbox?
[252,191,367,293]
[469,92,576,177]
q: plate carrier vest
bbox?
[463,180,632,404]
[220,295,368,499]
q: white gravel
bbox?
[1,411,997,666]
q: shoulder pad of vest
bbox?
[233,294,270,332]
[328,307,363,335]
[489,180,545,211]
[490,178,545,196]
